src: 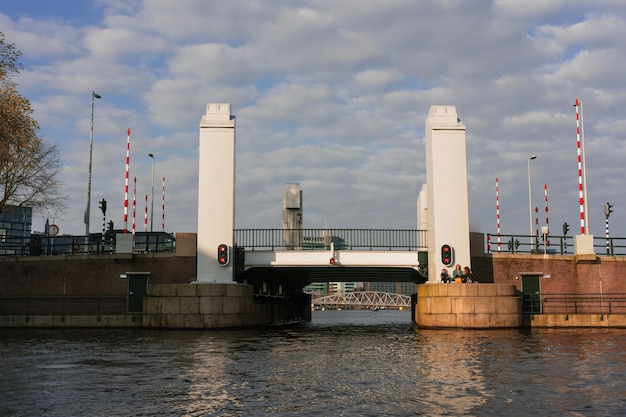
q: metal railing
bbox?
[0,232,176,257]
[487,234,626,256]
[234,229,427,251]
[524,293,626,315]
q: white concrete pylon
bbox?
[424,106,471,283]
[197,103,236,283]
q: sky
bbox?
[2,0,626,245]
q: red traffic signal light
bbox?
[217,244,229,266]
[441,244,453,266]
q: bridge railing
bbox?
[234,229,427,251]
[0,232,176,257]
[525,292,626,315]
[486,234,626,256]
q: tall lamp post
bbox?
[85,91,102,236]
[527,155,537,251]
[148,153,155,232]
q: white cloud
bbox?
[1,0,625,243]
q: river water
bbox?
[1,310,625,416]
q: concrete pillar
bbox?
[574,234,595,255]
[282,183,303,249]
[425,106,470,283]
[197,103,235,283]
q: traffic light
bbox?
[605,202,613,218]
[98,198,107,215]
[562,222,569,236]
[441,244,453,266]
[108,220,114,231]
[217,244,229,266]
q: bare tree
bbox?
[0,32,66,215]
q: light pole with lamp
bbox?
[527,155,537,252]
[148,153,155,232]
[85,91,102,236]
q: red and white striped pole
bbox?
[543,184,550,246]
[132,176,137,248]
[535,206,539,243]
[144,194,148,232]
[161,176,165,231]
[574,99,585,235]
[495,177,501,253]
[123,128,131,233]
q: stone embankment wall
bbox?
[415,284,521,328]
[144,283,311,329]
[3,231,626,328]
[0,233,309,328]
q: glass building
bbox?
[0,205,33,256]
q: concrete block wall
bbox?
[143,282,294,329]
[525,313,626,328]
[415,283,522,328]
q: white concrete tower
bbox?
[197,103,236,282]
[425,106,470,282]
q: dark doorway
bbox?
[128,274,149,313]
[522,274,541,313]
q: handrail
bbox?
[532,293,626,315]
[0,232,176,257]
[234,229,427,251]
[486,234,626,256]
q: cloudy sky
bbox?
[2,0,626,246]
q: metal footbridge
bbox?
[312,291,412,309]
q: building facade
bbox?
[0,205,32,256]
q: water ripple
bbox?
[1,313,626,416]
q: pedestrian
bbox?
[452,264,463,283]
[463,266,474,283]
[440,268,451,283]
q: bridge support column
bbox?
[423,106,471,283]
[197,103,235,283]
[415,284,522,328]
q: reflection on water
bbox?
[1,310,626,416]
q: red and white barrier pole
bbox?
[543,184,550,246]
[132,176,137,248]
[123,128,131,233]
[161,176,165,231]
[574,99,585,234]
[495,177,501,253]
[144,194,148,232]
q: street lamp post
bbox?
[148,153,155,232]
[527,155,537,252]
[85,91,102,236]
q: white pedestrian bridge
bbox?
[234,229,429,290]
[313,291,412,309]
